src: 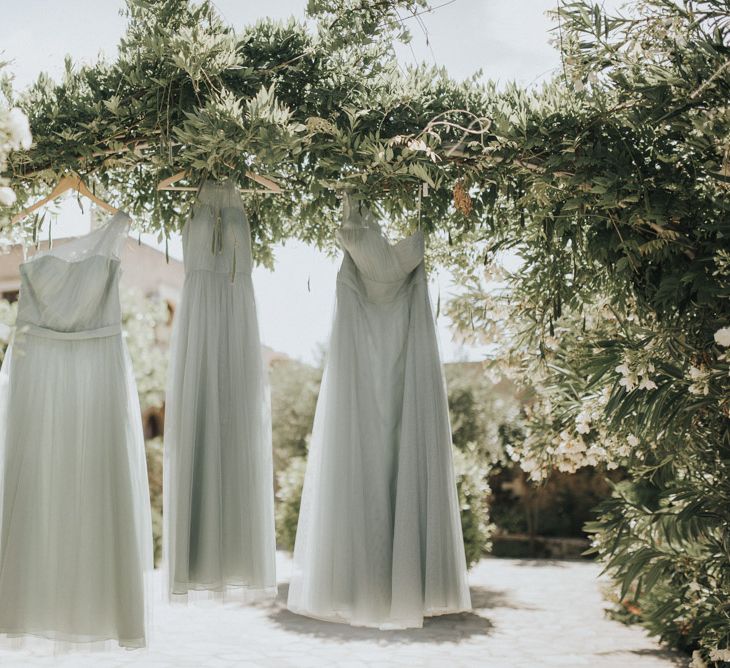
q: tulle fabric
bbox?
[0,213,153,651]
[288,200,471,629]
[163,180,276,603]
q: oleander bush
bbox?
[445,2,730,662]
[269,356,322,472]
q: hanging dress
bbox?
[288,196,471,629]
[164,179,276,602]
[0,213,153,650]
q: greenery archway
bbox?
[2,0,729,663]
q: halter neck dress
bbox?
[164,180,276,602]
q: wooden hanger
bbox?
[12,171,117,225]
[157,170,283,194]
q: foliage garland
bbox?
[3,0,496,264]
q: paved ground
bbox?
[0,553,687,668]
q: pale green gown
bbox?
[288,196,471,629]
[163,180,276,602]
[0,213,153,649]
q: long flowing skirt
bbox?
[164,271,276,601]
[288,266,471,629]
[0,331,153,650]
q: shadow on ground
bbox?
[259,582,531,643]
[510,559,574,568]
[469,585,538,611]
[595,648,690,667]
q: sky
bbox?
[0,0,586,364]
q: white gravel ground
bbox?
[0,552,687,668]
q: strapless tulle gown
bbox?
[288,197,471,629]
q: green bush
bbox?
[275,455,307,552]
[488,465,622,540]
[453,444,494,568]
[269,358,321,471]
[145,436,164,565]
[445,0,730,660]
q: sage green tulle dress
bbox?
[163,180,276,602]
[288,197,471,629]
[0,213,153,649]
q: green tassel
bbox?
[211,206,223,255]
[217,210,223,254]
[230,242,237,283]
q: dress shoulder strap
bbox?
[92,212,131,260]
[29,212,131,265]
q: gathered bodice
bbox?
[336,198,425,303]
[16,213,129,335]
[183,180,253,277]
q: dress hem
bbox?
[0,627,146,650]
[285,604,473,630]
[169,582,278,604]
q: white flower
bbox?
[615,361,644,391]
[575,410,592,434]
[714,327,730,347]
[521,458,537,472]
[687,365,710,396]
[638,377,657,390]
[618,374,637,391]
[5,107,32,149]
[0,186,16,207]
[544,335,560,350]
[709,648,730,662]
[627,434,639,448]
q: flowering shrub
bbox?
[445,0,730,659]
[0,300,17,364]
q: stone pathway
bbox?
[0,553,687,667]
